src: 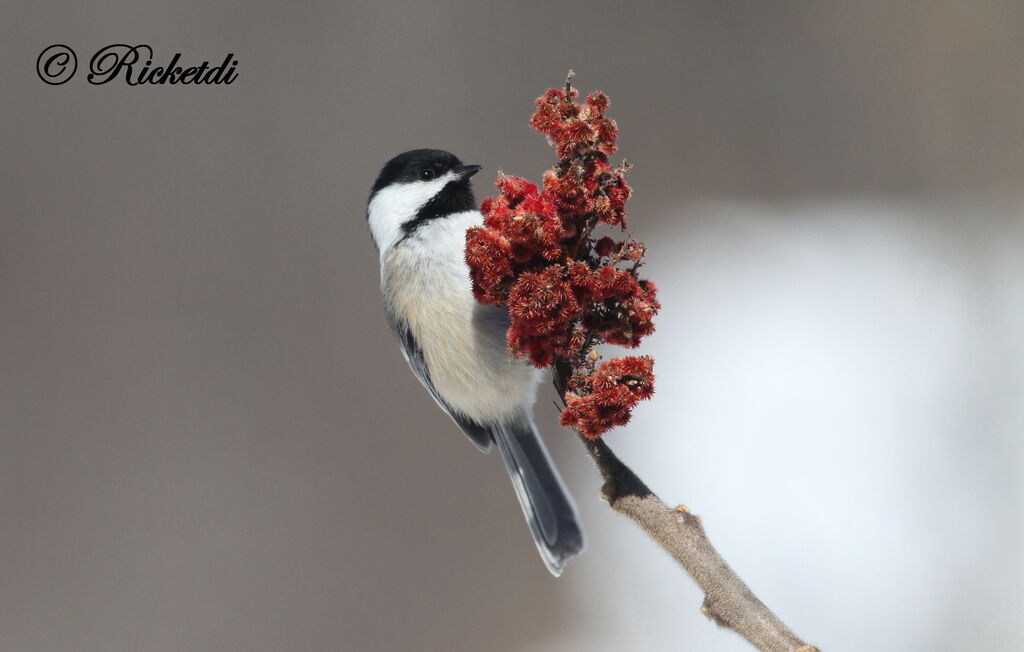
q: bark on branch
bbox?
[554,361,819,652]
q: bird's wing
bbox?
[389,318,493,452]
[387,314,584,576]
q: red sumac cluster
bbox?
[465,80,659,438]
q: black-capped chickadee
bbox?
[367,149,585,576]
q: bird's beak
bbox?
[459,164,482,179]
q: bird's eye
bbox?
[418,168,436,181]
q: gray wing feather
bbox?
[389,318,492,452]
[386,314,585,575]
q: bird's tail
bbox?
[492,416,585,576]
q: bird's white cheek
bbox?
[367,173,460,256]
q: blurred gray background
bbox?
[2,2,1022,650]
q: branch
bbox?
[554,362,819,652]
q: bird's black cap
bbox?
[369,149,479,198]
[369,149,482,237]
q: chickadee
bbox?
[367,149,585,576]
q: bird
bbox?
[366,148,585,576]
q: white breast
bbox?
[381,212,542,424]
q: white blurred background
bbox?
[537,200,1024,650]
[3,2,1022,651]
